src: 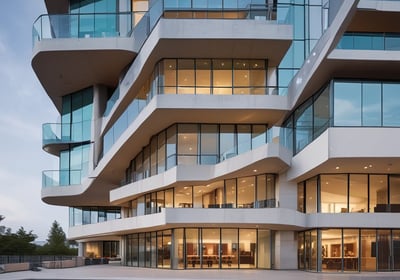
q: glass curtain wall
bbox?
[297,174,400,214]
[126,228,270,269]
[60,88,93,186]
[128,173,275,217]
[124,123,268,185]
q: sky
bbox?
[0,1,69,241]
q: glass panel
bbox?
[360,229,376,271]
[178,59,195,94]
[178,124,198,165]
[237,125,251,155]
[157,232,163,268]
[145,233,151,267]
[200,124,218,164]
[297,182,305,212]
[150,136,157,176]
[295,100,313,152]
[362,82,382,126]
[313,86,330,138]
[310,230,318,271]
[137,196,145,216]
[349,174,368,213]
[165,188,174,208]
[390,175,400,212]
[251,124,267,149]
[157,131,166,173]
[393,230,400,270]
[233,60,250,95]
[138,233,145,267]
[377,229,391,271]
[298,232,305,269]
[162,230,172,268]
[196,59,211,94]
[166,125,177,169]
[161,59,177,94]
[174,186,193,208]
[320,174,348,213]
[225,179,237,208]
[256,174,266,208]
[382,83,400,126]
[305,177,317,214]
[370,175,388,213]
[202,228,220,269]
[321,229,342,272]
[173,228,184,269]
[343,229,359,272]
[186,228,200,269]
[203,181,224,208]
[333,82,362,126]
[220,125,236,161]
[151,232,157,268]
[131,234,139,267]
[258,230,271,269]
[221,229,239,269]
[237,177,255,208]
[239,229,256,268]
[213,59,232,95]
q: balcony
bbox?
[42,120,91,155]
[42,169,83,188]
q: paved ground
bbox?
[2,264,400,280]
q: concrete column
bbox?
[91,85,108,169]
[119,236,125,265]
[276,171,298,210]
[274,231,298,269]
[78,242,84,257]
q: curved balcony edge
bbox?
[110,142,292,205]
[68,207,304,240]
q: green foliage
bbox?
[0,220,77,256]
[36,220,77,256]
[0,226,37,255]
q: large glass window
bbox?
[383,83,400,126]
[200,124,218,164]
[220,125,236,161]
[321,229,342,272]
[178,124,198,165]
[362,82,382,126]
[305,177,317,214]
[221,229,238,269]
[239,229,256,268]
[295,100,313,152]
[334,82,362,126]
[360,229,376,271]
[349,174,368,213]
[237,177,255,208]
[370,175,388,213]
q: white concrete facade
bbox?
[33,0,400,273]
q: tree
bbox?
[37,220,76,255]
[0,226,37,255]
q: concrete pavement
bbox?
[2,264,400,280]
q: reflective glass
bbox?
[237,177,255,208]
[186,229,200,268]
[313,86,330,138]
[237,125,251,154]
[178,59,195,94]
[200,124,218,164]
[362,83,382,126]
[295,100,313,152]
[334,82,362,126]
[220,125,236,161]
[383,83,400,126]
[213,59,232,95]
[390,175,400,211]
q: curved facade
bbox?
[33,0,400,273]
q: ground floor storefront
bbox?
[124,228,272,269]
[299,229,400,272]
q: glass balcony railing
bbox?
[42,169,83,188]
[32,12,145,46]
[337,32,400,51]
[42,120,91,147]
[102,86,280,158]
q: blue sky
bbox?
[0,1,68,240]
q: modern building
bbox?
[32,0,400,272]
